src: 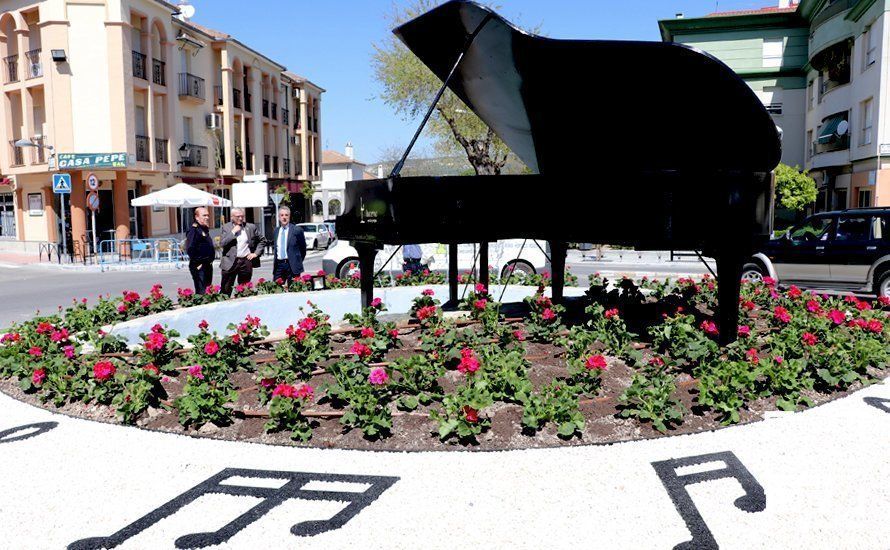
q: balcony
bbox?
[178,73,205,102]
[813,41,851,100]
[262,99,269,118]
[263,154,270,173]
[32,145,45,164]
[213,85,223,106]
[272,156,279,173]
[180,143,208,168]
[283,158,290,174]
[135,135,150,162]
[132,51,147,80]
[244,92,252,112]
[281,108,289,126]
[155,138,168,164]
[233,88,242,109]
[25,49,41,79]
[5,55,18,83]
[152,58,165,86]
[313,118,318,133]
[9,142,23,166]
[271,103,278,120]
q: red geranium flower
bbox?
[473,299,488,310]
[604,308,619,319]
[867,319,883,333]
[422,289,435,296]
[513,329,526,341]
[457,348,480,373]
[463,406,479,423]
[745,348,759,364]
[801,332,818,346]
[787,285,802,299]
[773,306,792,324]
[738,325,751,337]
[28,346,42,357]
[204,340,220,356]
[585,354,608,370]
[827,309,846,325]
[541,308,556,321]
[143,364,159,375]
[32,368,46,385]
[360,327,375,339]
[700,320,718,335]
[198,319,209,330]
[93,361,116,381]
[298,316,318,332]
[350,341,372,358]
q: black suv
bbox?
[742,207,890,297]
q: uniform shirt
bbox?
[186,223,214,261]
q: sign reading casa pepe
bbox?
[56,152,129,169]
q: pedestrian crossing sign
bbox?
[52,173,71,194]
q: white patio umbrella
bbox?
[131,183,232,235]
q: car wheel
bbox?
[741,263,765,283]
[337,258,360,279]
[876,270,890,298]
[501,260,535,281]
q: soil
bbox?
[2,305,887,452]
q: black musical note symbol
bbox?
[0,421,58,444]
[864,397,890,414]
[651,451,765,550]
[69,468,399,549]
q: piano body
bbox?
[336,0,781,344]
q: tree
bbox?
[775,163,817,211]
[371,1,523,175]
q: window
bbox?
[313,200,323,216]
[807,80,815,110]
[183,117,192,144]
[860,98,873,145]
[790,217,833,242]
[858,189,872,208]
[328,199,341,217]
[806,130,813,159]
[834,188,848,210]
[0,192,15,238]
[864,25,877,68]
[763,38,784,68]
[871,216,885,241]
[835,216,871,241]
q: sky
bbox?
[190,0,778,165]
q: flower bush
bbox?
[522,286,565,342]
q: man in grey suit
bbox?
[219,208,266,295]
[272,205,307,285]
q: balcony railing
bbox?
[262,99,269,118]
[33,145,45,164]
[263,154,270,173]
[9,142,23,166]
[244,92,252,112]
[152,58,165,86]
[233,88,242,109]
[283,158,290,174]
[181,143,208,168]
[281,108,289,126]
[135,135,150,162]
[25,49,41,79]
[765,103,783,115]
[271,103,277,120]
[155,138,168,164]
[178,73,205,100]
[272,156,279,173]
[5,55,18,83]
[213,85,223,106]
[132,51,146,80]
[813,134,850,155]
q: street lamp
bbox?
[178,143,191,166]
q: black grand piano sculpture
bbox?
[336,0,780,345]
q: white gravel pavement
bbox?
[0,379,888,549]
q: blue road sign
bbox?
[52,173,71,194]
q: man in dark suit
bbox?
[219,208,266,295]
[185,207,215,294]
[272,205,307,285]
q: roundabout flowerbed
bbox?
[0,275,887,450]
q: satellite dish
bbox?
[179,3,195,18]
[836,120,849,136]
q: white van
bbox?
[322,240,549,279]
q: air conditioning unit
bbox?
[291,87,300,99]
[290,136,299,145]
[205,113,221,129]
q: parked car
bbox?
[742,207,890,296]
[322,239,549,280]
[323,222,337,241]
[296,223,333,250]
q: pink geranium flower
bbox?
[204,340,220,356]
[801,332,818,346]
[513,329,526,341]
[188,364,204,379]
[773,306,792,324]
[700,320,718,335]
[738,325,751,337]
[369,367,389,385]
[63,345,75,359]
[32,368,46,386]
[474,283,487,294]
[298,316,318,332]
[422,289,435,296]
[93,361,116,381]
[473,299,488,310]
[457,348,480,374]
[28,346,42,357]
[541,308,556,321]
[827,310,846,325]
[360,327,375,339]
[585,354,608,370]
[198,319,209,330]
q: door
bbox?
[773,215,834,282]
[829,214,880,285]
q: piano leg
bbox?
[479,241,489,289]
[549,241,567,303]
[716,252,744,346]
[356,243,377,309]
[448,243,458,305]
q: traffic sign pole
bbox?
[52,173,72,258]
[60,197,67,257]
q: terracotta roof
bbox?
[706,5,797,17]
[322,150,365,166]
[362,171,377,180]
[183,21,229,40]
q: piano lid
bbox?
[394,0,782,174]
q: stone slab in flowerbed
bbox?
[0,275,888,451]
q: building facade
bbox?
[313,144,376,223]
[0,0,323,255]
[660,0,890,213]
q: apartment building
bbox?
[660,0,890,213]
[0,0,323,255]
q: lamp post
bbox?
[177,143,192,233]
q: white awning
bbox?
[130,183,231,208]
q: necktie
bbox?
[278,227,286,260]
